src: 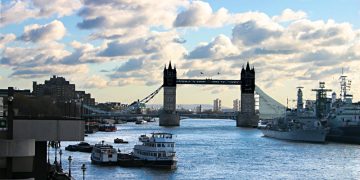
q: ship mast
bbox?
[296,86,304,114]
[312,82,331,119]
[339,69,352,102]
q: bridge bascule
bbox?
[82,62,287,127]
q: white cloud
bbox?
[174,1,230,27]
[188,34,239,59]
[19,20,66,43]
[0,0,82,26]
[0,33,16,49]
[272,9,307,22]
[80,75,108,89]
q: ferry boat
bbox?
[91,141,118,165]
[118,133,177,169]
[98,124,117,132]
[260,87,328,143]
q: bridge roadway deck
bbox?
[82,113,237,120]
[176,79,241,85]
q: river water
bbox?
[56,119,360,179]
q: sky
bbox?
[1,0,360,107]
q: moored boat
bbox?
[135,119,147,124]
[118,133,177,169]
[260,87,329,143]
[65,142,93,153]
[114,138,128,144]
[91,141,118,165]
[98,124,117,132]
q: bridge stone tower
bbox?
[237,62,259,127]
[159,62,180,126]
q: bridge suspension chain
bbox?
[82,85,163,115]
[139,85,163,104]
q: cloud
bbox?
[0,34,16,49]
[232,20,282,46]
[19,20,66,42]
[77,0,187,31]
[80,75,108,89]
[10,64,89,79]
[0,0,82,26]
[272,9,307,22]
[174,1,230,27]
[188,35,238,59]
[116,58,144,72]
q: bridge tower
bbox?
[237,62,259,127]
[159,62,180,126]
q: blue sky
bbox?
[1,0,360,107]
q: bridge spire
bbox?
[168,61,172,70]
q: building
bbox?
[33,75,75,102]
[0,87,84,179]
[195,105,202,113]
[213,98,222,112]
[233,99,240,111]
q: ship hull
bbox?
[261,129,327,143]
[326,126,360,144]
[118,154,177,169]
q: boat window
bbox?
[162,144,165,147]
[157,143,161,147]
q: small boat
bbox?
[98,124,117,132]
[135,119,147,124]
[114,138,128,144]
[91,141,118,165]
[118,133,177,169]
[65,142,93,153]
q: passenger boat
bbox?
[118,133,177,169]
[98,124,117,132]
[65,142,93,153]
[114,138,128,144]
[91,141,118,165]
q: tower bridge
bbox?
[160,61,258,127]
[82,62,286,127]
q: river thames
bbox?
[57,119,360,179]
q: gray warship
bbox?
[325,75,360,144]
[260,86,328,143]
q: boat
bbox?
[91,141,118,165]
[65,142,93,153]
[259,87,329,143]
[135,119,147,124]
[118,133,177,169]
[98,124,117,132]
[325,75,360,144]
[114,138,128,144]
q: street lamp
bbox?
[47,142,51,164]
[59,149,63,171]
[54,142,58,164]
[81,164,86,180]
[68,156,72,177]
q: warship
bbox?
[326,74,360,144]
[260,87,328,143]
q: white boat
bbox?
[118,133,177,169]
[135,119,147,124]
[91,141,118,165]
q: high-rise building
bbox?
[213,98,222,112]
[233,99,240,111]
[33,75,95,105]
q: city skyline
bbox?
[1,0,360,107]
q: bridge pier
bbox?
[159,63,180,126]
[237,62,259,127]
